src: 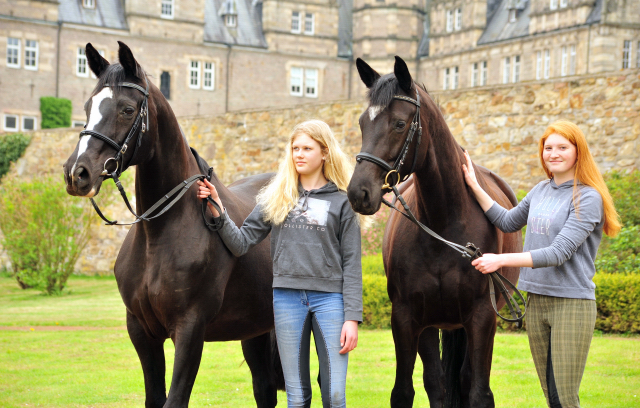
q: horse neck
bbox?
[412,101,470,229]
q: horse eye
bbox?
[125,107,135,115]
[395,121,406,130]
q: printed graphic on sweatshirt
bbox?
[529,194,568,236]
[283,197,331,231]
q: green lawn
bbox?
[0,275,638,407]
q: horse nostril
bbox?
[73,166,91,188]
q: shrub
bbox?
[595,225,640,274]
[604,169,640,227]
[0,133,31,179]
[0,175,93,294]
[40,97,72,129]
[362,274,391,329]
[593,273,640,334]
[362,253,385,276]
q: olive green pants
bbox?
[526,293,597,408]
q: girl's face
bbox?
[292,133,325,176]
[543,133,577,178]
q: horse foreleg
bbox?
[164,320,206,408]
[418,327,444,408]
[127,311,167,408]
[462,310,497,408]
[241,331,282,408]
[390,304,420,408]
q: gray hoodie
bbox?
[485,179,604,300]
[216,182,363,322]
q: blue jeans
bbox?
[273,288,349,408]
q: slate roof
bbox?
[478,0,531,45]
[586,0,603,25]
[58,0,128,30]
[205,0,267,47]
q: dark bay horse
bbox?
[63,42,283,408]
[347,57,522,408]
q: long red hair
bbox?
[538,121,620,237]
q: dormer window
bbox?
[219,0,238,28]
[509,9,517,23]
[83,0,95,9]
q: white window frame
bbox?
[561,46,568,76]
[161,0,174,19]
[7,38,20,68]
[536,51,542,80]
[550,0,558,10]
[570,45,576,75]
[291,11,301,34]
[623,40,631,69]
[290,67,303,96]
[446,10,453,33]
[24,40,38,71]
[304,68,318,98]
[560,0,568,7]
[544,49,551,79]
[503,57,510,84]
[454,8,462,31]
[513,55,520,83]
[509,9,517,23]
[443,67,450,90]
[22,116,37,131]
[72,120,86,128]
[189,61,201,89]
[471,63,478,87]
[452,66,459,89]
[304,13,314,35]
[481,61,488,86]
[83,0,95,9]
[225,14,237,27]
[3,114,19,132]
[76,47,89,77]
[203,62,215,90]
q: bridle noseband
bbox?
[355,88,527,327]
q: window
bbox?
[83,0,95,8]
[189,61,201,89]
[22,116,36,131]
[561,46,568,76]
[454,8,462,31]
[443,67,450,90]
[560,0,567,7]
[7,38,20,68]
[290,67,303,96]
[536,51,542,80]
[305,68,318,97]
[24,40,38,71]
[76,47,89,77]
[304,13,314,35]
[623,40,631,69]
[481,61,487,86]
[471,63,478,87]
[160,71,171,99]
[509,9,517,23]
[72,120,86,128]
[446,10,453,33]
[503,57,510,84]
[513,55,520,83]
[544,49,550,79]
[452,66,459,89]
[225,14,237,27]
[550,0,558,10]
[291,11,301,34]
[161,0,174,19]
[203,62,215,90]
[3,114,19,132]
[570,45,576,75]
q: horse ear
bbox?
[86,43,109,78]
[117,41,142,79]
[356,58,381,89]
[394,56,413,93]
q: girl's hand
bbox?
[462,150,480,190]
[196,179,223,217]
[471,253,503,274]
[339,320,358,354]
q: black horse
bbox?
[347,57,522,408]
[63,42,283,408]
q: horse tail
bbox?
[270,329,285,391]
[441,328,467,408]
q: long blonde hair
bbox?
[538,120,621,237]
[257,120,359,225]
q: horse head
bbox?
[63,41,158,197]
[347,56,431,215]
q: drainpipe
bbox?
[55,21,62,97]
[225,44,231,113]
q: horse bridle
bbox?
[78,78,223,231]
[356,88,527,326]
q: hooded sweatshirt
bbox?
[216,182,363,322]
[484,179,604,300]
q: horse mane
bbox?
[367,73,429,107]
[92,63,148,97]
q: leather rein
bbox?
[356,90,527,326]
[79,79,223,231]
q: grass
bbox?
[0,275,639,407]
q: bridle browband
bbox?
[78,78,223,231]
[356,88,527,326]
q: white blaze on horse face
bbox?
[368,105,384,121]
[71,88,113,177]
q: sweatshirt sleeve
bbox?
[484,183,539,233]
[339,212,363,323]
[530,189,603,268]
[217,205,272,257]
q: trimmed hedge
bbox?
[40,96,72,129]
[0,133,30,179]
[362,274,391,329]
